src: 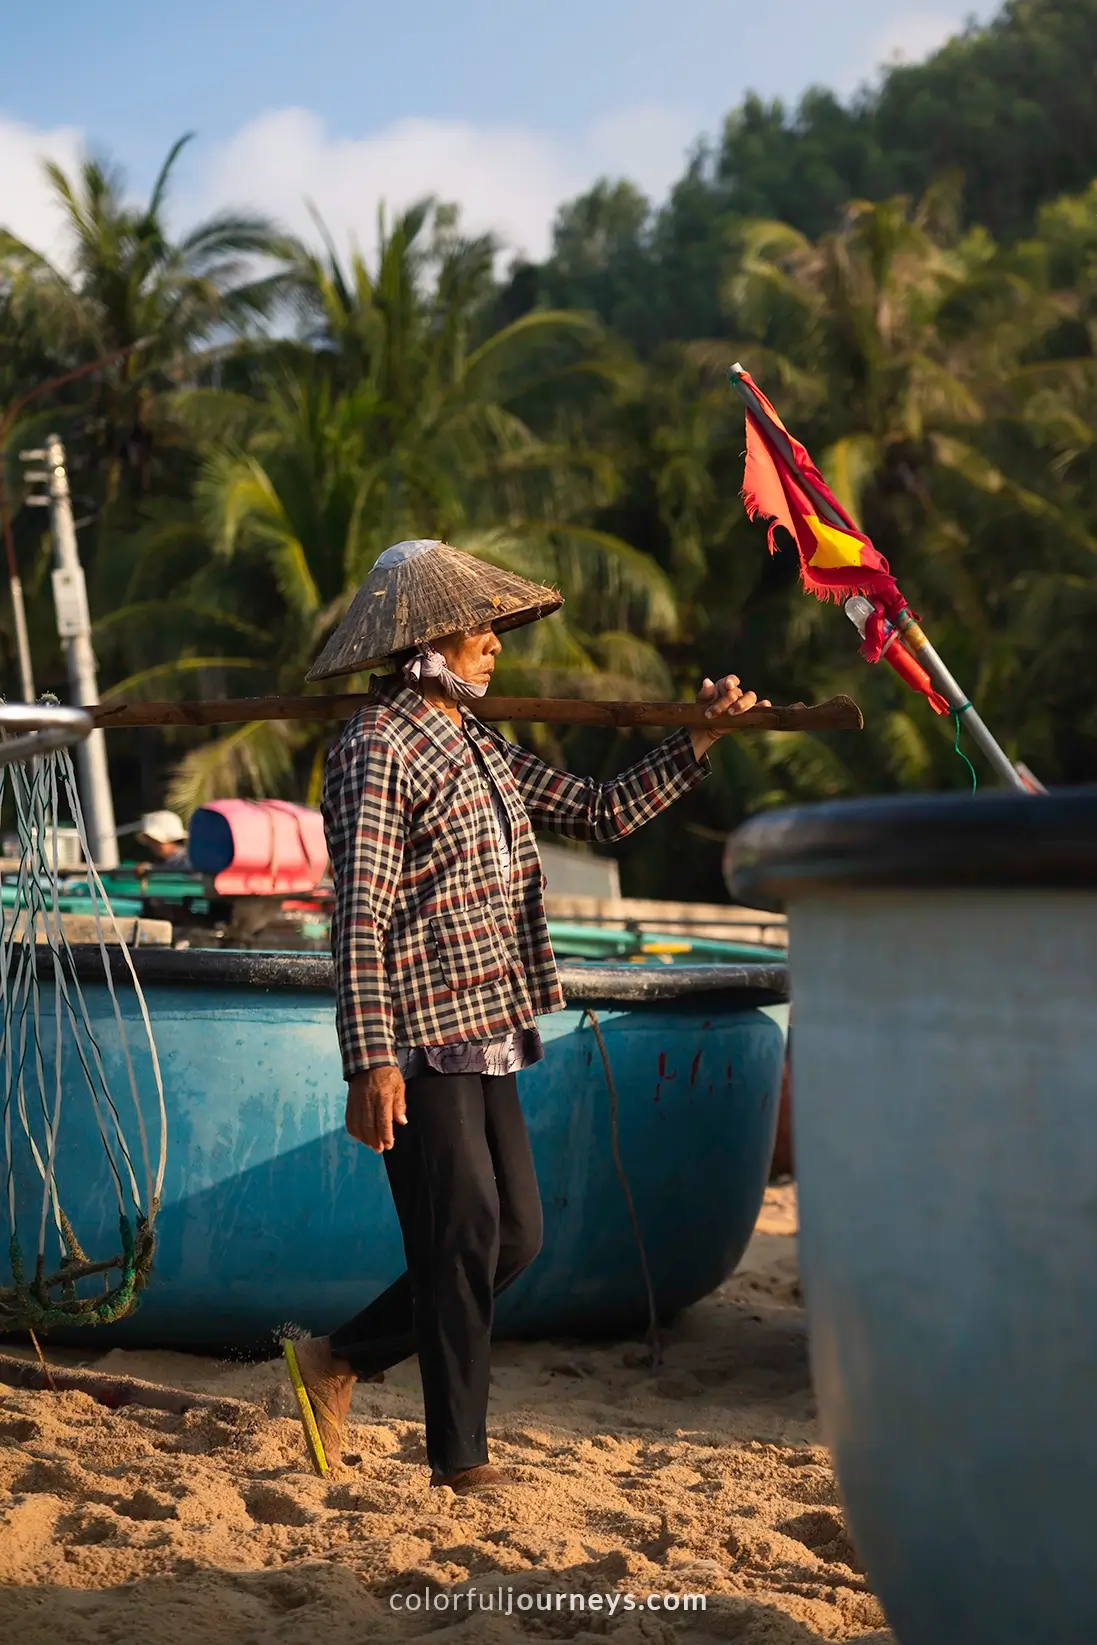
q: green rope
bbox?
[4,1214,154,1331]
[953,704,978,793]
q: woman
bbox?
[284,539,769,1491]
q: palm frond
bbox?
[166,720,303,813]
[146,134,194,222]
[101,657,268,701]
[93,599,270,643]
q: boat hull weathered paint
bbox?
[15,951,788,1349]
[727,787,1097,1645]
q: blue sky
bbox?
[2,0,998,261]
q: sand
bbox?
[0,1186,893,1644]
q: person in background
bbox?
[133,811,189,870]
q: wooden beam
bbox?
[90,692,863,733]
[4,913,173,946]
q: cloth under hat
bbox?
[306,539,561,683]
[401,644,488,701]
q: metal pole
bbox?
[891,610,1029,791]
[41,434,119,866]
[0,453,36,701]
[7,576,35,703]
[730,364,1033,793]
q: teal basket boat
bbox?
[8,947,788,1350]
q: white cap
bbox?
[138,810,186,845]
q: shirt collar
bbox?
[370,674,468,761]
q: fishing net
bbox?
[0,701,166,1332]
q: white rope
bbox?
[58,747,167,1205]
[3,757,127,1269]
[0,732,165,1301]
[40,764,73,1258]
[7,757,132,1217]
[4,763,76,1242]
[45,755,148,1209]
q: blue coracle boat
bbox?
[15,949,788,1348]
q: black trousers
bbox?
[329,1070,543,1478]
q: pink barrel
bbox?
[187,800,329,895]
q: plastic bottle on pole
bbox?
[845,596,950,715]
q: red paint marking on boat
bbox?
[657,1052,677,1082]
[690,1051,703,1086]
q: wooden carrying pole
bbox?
[91,693,863,733]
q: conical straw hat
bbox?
[306,539,562,682]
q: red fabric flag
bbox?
[739,371,901,611]
[736,370,951,715]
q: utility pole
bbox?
[22,436,119,867]
[2,341,154,706]
[1,451,36,702]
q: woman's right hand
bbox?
[346,1066,407,1152]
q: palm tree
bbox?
[628,188,1094,798]
[0,135,294,502]
[108,203,678,809]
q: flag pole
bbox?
[729,365,1031,793]
[886,610,1030,792]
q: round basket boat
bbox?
[11,950,789,1349]
[726,784,1097,1645]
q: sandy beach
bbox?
[0,1185,891,1643]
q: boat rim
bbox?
[34,946,789,1006]
[725,783,1097,905]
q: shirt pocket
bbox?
[428,905,508,993]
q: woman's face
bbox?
[433,623,502,688]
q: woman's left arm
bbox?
[496,673,768,843]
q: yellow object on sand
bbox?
[282,1338,329,1476]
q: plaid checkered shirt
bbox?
[322,677,711,1078]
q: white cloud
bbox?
[0,115,84,259]
[584,103,699,207]
[876,10,966,65]
[1,101,696,271]
[181,102,697,265]
[838,11,965,94]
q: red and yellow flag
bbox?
[734,368,955,713]
[738,370,901,607]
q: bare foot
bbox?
[431,1463,510,1493]
[290,1336,356,1471]
[294,1336,355,1382]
